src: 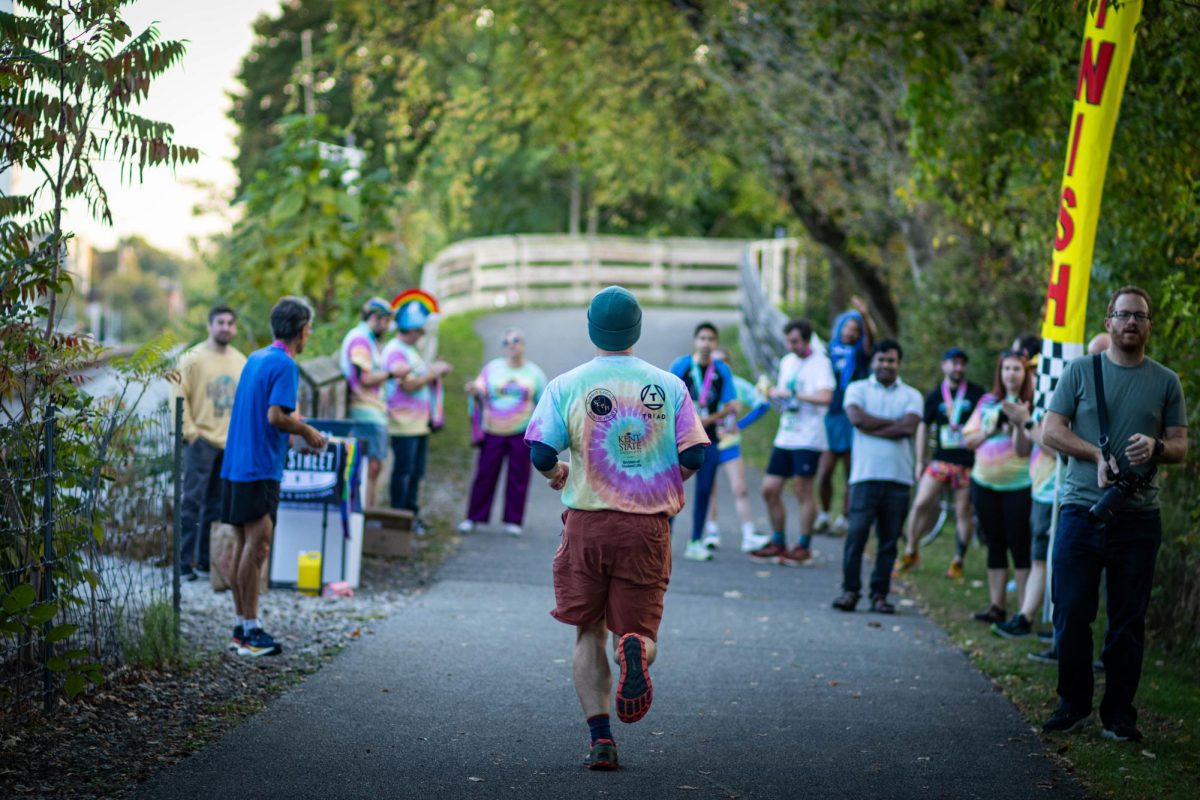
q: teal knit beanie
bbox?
[587,286,642,351]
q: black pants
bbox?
[971,482,1032,570]
[181,439,223,571]
[390,434,429,514]
[1052,505,1161,727]
[841,481,910,598]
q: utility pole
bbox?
[301,29,316,117]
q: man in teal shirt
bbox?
[1041,286,1188,743]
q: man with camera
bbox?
[1040,286,1188,742]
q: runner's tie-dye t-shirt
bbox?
[524,355,709,516]
[478,358,547,436]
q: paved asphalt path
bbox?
[136,308,1080,800]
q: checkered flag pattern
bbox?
[1035,339,1084,411]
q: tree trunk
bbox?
[774,156,900,336]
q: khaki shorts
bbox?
[551,509,672,640]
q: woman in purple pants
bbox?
[458,329,548,536]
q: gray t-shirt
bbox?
[1048,353,1187,511]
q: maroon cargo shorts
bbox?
[550,508,672,640]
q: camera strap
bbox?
[1093,353,1110,460]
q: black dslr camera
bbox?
[1088,462,1157,527]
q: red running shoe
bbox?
[615,633,652,723]
[584,738,619,770]
[749,542,786,562]
[778,545,813,567]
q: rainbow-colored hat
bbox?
[391,289,440,331]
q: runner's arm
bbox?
[913,421,929,478]
[678,443,705,481]
[267,405,327,449]
[736,402,770,430]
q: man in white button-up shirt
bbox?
[833,339,923,614]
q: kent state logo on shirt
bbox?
[618,431,644,453]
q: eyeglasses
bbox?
[1108,311,1151,323]
[502,336,522,346]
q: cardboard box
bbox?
[362,507,415,558]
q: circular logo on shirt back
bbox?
[640,384,665,411]
[586,389,617,422]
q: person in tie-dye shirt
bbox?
[963,351,1034,627]
[991,333,1111,644]
[382,299,452,531]
[458,328,547,536]
[525,286,708,772]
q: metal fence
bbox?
[0,397,181,719]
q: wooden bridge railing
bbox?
[419,232,806,378]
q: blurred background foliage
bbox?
[198,0,1197,652]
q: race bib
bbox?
[939,427,965,450]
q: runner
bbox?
[669,322,738,561]
[338,298,401,508]
[524,286,708,771]
[458,328,547,536]
[815,297,876,535]
[750,319,834,566]
[895,347,985,578]
[220,297,327,656]
[705,347,771,553]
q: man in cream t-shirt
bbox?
[175,304,247,580]
[750,319,834,567]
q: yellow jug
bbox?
[297,550,322,596]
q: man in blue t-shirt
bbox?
[669,322,737,562]
[220,296,328,657]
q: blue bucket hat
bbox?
[587,286,642,351]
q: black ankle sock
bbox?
[587,714,612,744]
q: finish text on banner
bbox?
[1036,0,1142,409]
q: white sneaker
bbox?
[741,532,771,553]
[684,540,713,561]
[702,530,721,550]
[456,520,475,534]
[504,523,523,537]
[704,520,720,537]
[832,515,848,534]
[814,511,831,533]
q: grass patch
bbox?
[119,600,188,668]
[903,529,1200,800]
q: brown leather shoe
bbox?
[831,591,860,612]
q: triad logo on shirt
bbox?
[640,384,665,411]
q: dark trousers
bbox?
[842,480,910,598]
[1052,504,1161,726]
[972,482,1033,570]
[180,439,223,571]
[690,442,720,540]
[466,433,532,525]
[390,434,429,515]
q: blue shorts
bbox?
[348,407,390,461]
[824,412,853,454]
[718,444,741,465]
[766,447,821,478]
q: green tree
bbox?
[219,114,397,351]
[0,0,194,706]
